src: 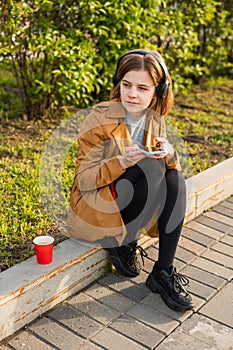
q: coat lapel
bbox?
[111,122,132,154]
[106,101,132,154]
[144,113,161,150]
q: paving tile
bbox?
[0,346,10,350]
[182,227,215,247]
[173,258,187,272]
[116,281,150,301]
[180,264,226,290]
[155,327,213,350]
[130,269,149,287]
[28,317,84,349]
[110,314,164,349]
[180,313,233,350]
[201,249,233,269]
[195,215,231,233]
[190,294,206,312]
[213,204,233,218]
[221,200,233,209]
[99,273,149,301]
[126,302,179,334]
[224,227,233,235]
[90,328,147,350]
[146,246,158,261]
[221,201,233,210]
[186,220,225,239]
[204,211,233,226]
[227,196,233,203]
[68,292,120,325]
[142,257,155,273]
[79,341,104,350]
[199,282,233,328]
[140,293,193,322]
[221,234,233,247]
[191,256,233,280]
[210,241,233,257]
[175,246,196,264]
[84,282,136,313]
[7,331,54,350]
[188,278,216,300]
[178,236,206,255]
[48,303,102,339]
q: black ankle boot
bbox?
[146,262,194,311]
[105,241,148,277]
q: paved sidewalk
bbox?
[1,196,233,350]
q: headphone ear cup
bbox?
[112,72,119,85]
[156,81,170,99]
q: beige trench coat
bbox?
[68,101,180,245]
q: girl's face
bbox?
[120,69,155,116]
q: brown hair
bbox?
[110,50,174,116]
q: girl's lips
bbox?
[126,101,139,105]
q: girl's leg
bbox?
[157,169,186,271]
[146,170,193,311]
[104,158,166,278]
[114,157,166,244]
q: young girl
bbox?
[68,49,193,311]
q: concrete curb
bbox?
[185,157,233,222]
[0,157,233,341]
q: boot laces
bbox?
[173,269,190,294]
[127,244,148,266]
[135,245,148,265]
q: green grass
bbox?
[167,79,233,174]
[0,118,71,271]
[0,79,232,272]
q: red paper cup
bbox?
[33,235,54,264]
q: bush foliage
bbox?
[0,0,232,119]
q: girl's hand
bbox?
[155,137,175,160]
[119,145,146,169]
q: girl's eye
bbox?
[122,83,130,87]
[139,87,148,91]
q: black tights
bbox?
[114,157,186,271]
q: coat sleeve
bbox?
[74,113,125,192]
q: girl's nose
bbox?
[128,85,137,97]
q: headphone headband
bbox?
[112,49,170,99]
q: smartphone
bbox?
[141,149,166,155]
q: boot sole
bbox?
[146,274,194,312]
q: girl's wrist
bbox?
[119,156,127,170]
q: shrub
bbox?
[0,0,232,119]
